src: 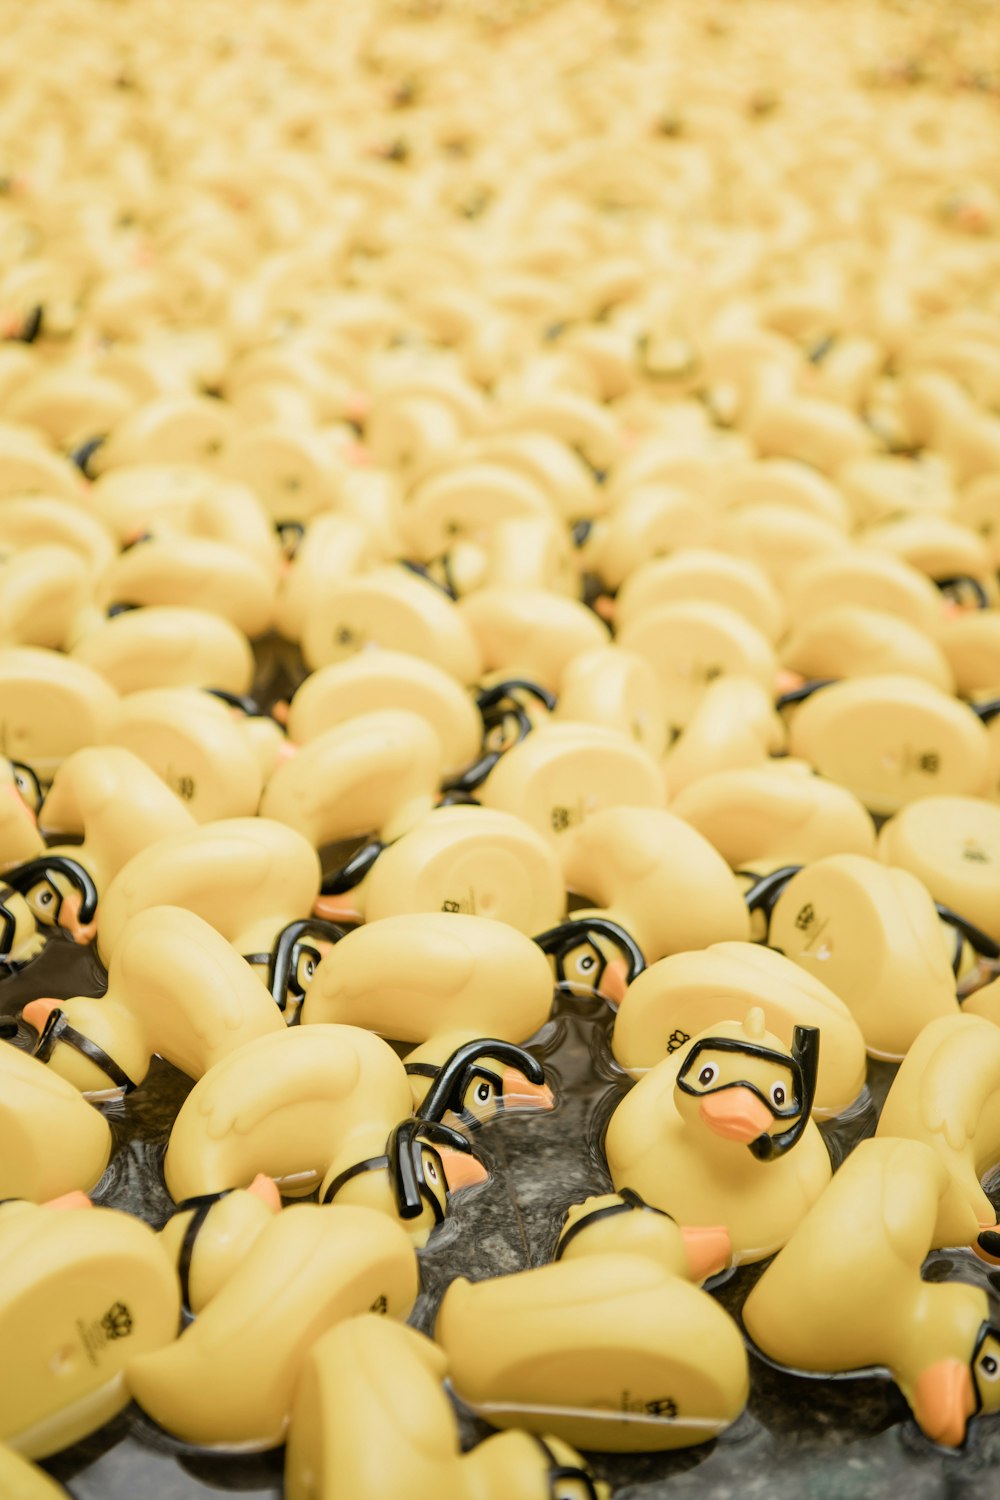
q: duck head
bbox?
[913,1319,1000,1448]
[320,1118,488,1246]
[534,916,645,1005]
[0,882,44,970]
[6,854,98,943]
[674,1008,819,1161]
[444,677,556,795]
[244,917,346,1015]
[464,1430,610,1500]
[410,1038,554,1128]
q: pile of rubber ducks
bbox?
[2,0,1000,1494]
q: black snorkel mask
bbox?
[443,678,557,795]
[260,918,346,1014]
[533,916,646,994]
[7,855,99,930]
[409,1038,546,1128]
[737,865,802,936]
[675,1025,820,1161]
[970,1319,1000,1417]
[321,1118,476,1224]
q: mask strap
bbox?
[33,1008,137,1093]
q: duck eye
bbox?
[980,1354,999,1379]
[423,1156,439,1185]
[37,888,53,907]
[577,953,596,972]
[696,1063,719,1088]
[475,1081,492,1104]
[771,1083,786,1108]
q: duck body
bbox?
[23,906,285,1095]
[0,1044,111,1202]
[0,1199,180,1459]
[96,816,321,962]
[875,1014,1000,1251]
[126,1203,418,1449]
[285,1315,607,1500]
[300,911,553,1045]
[436,1250,749,1451]
[742,1137,1000,1447]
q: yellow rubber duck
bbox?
[70,604,256,697]
[9,746,197,945]
[604,1008,830,1263]
[435,1225,749,1451]
[21,905,285,1097]
[126,1203,418,1449]
[0,1043,111,1201]
[0,1195,180,1459]
[314,804,564,937]
[285,1314,609,1500]
[0,757,45,871]
[163,1024,487,1244]
[0,645,119,789]
[95,816,321,966]
[766,853,959,1058]
[611,940,866,1118]
[876,1014,1000,1258]
[158,1175,282,1316]
[742,1137,1000,1449]
[0,1443,68,1499]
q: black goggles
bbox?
[410,1038,545,1127]
[675,1027,820,1161]
[532,917,645,990]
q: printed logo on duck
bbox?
[101,1302,134,1340]
[620,1391,678,1419]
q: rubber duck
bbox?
[0,756,45,870]
[126,1203,417,1449]
[259,709,444,854]
[314,804,564,937]
[400,461,552,561]
[457,588,609,695]
[766,853,959,1058]
[878,795,1000,946]
[435,1238,749,1450]
[22,745,197,933]
[779,603,955,695]
[284,650,482,781]
[159,1176,282,1316]
[0,1043,112,1202]
[106,687,274,822]
[299,565,483,681]
[21,906,285,1097]
[671,760,877,869]
[742,1137,1000,1449]
[875,1014,1000,1257]
[0,545,90,654]
[0,880,45,971]
[553,646,668,761]
[546,808,750,987]
[0,646,119,788]
[272,513,376,646]
[478,723,664,870]
[300,912,553,1051]
[786,675,991,815]
[70,605,256,696]
[604,1008,829,1263]
[285,1315,609,1500]
[0,1443,68,1499]
[95,816,322,967]
[0,1195,181,1459]
[783,549,944,636]
[617,599,777,735]
[163,1024,487,1243]
[663,676,786,796]
[611,941,866,1117]
[95,533,277,639]
[613,547,785,644]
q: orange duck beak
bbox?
[680,1224,731,1282]
[21,996,61,1033]
[246,1174,282,1213]
[598,956,629,1007]
[439,1147,489,1194]
[60,888,98,944]
[913,1358,976,1448]
[501,1066,555,1113]
[699,1087,775,1144]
